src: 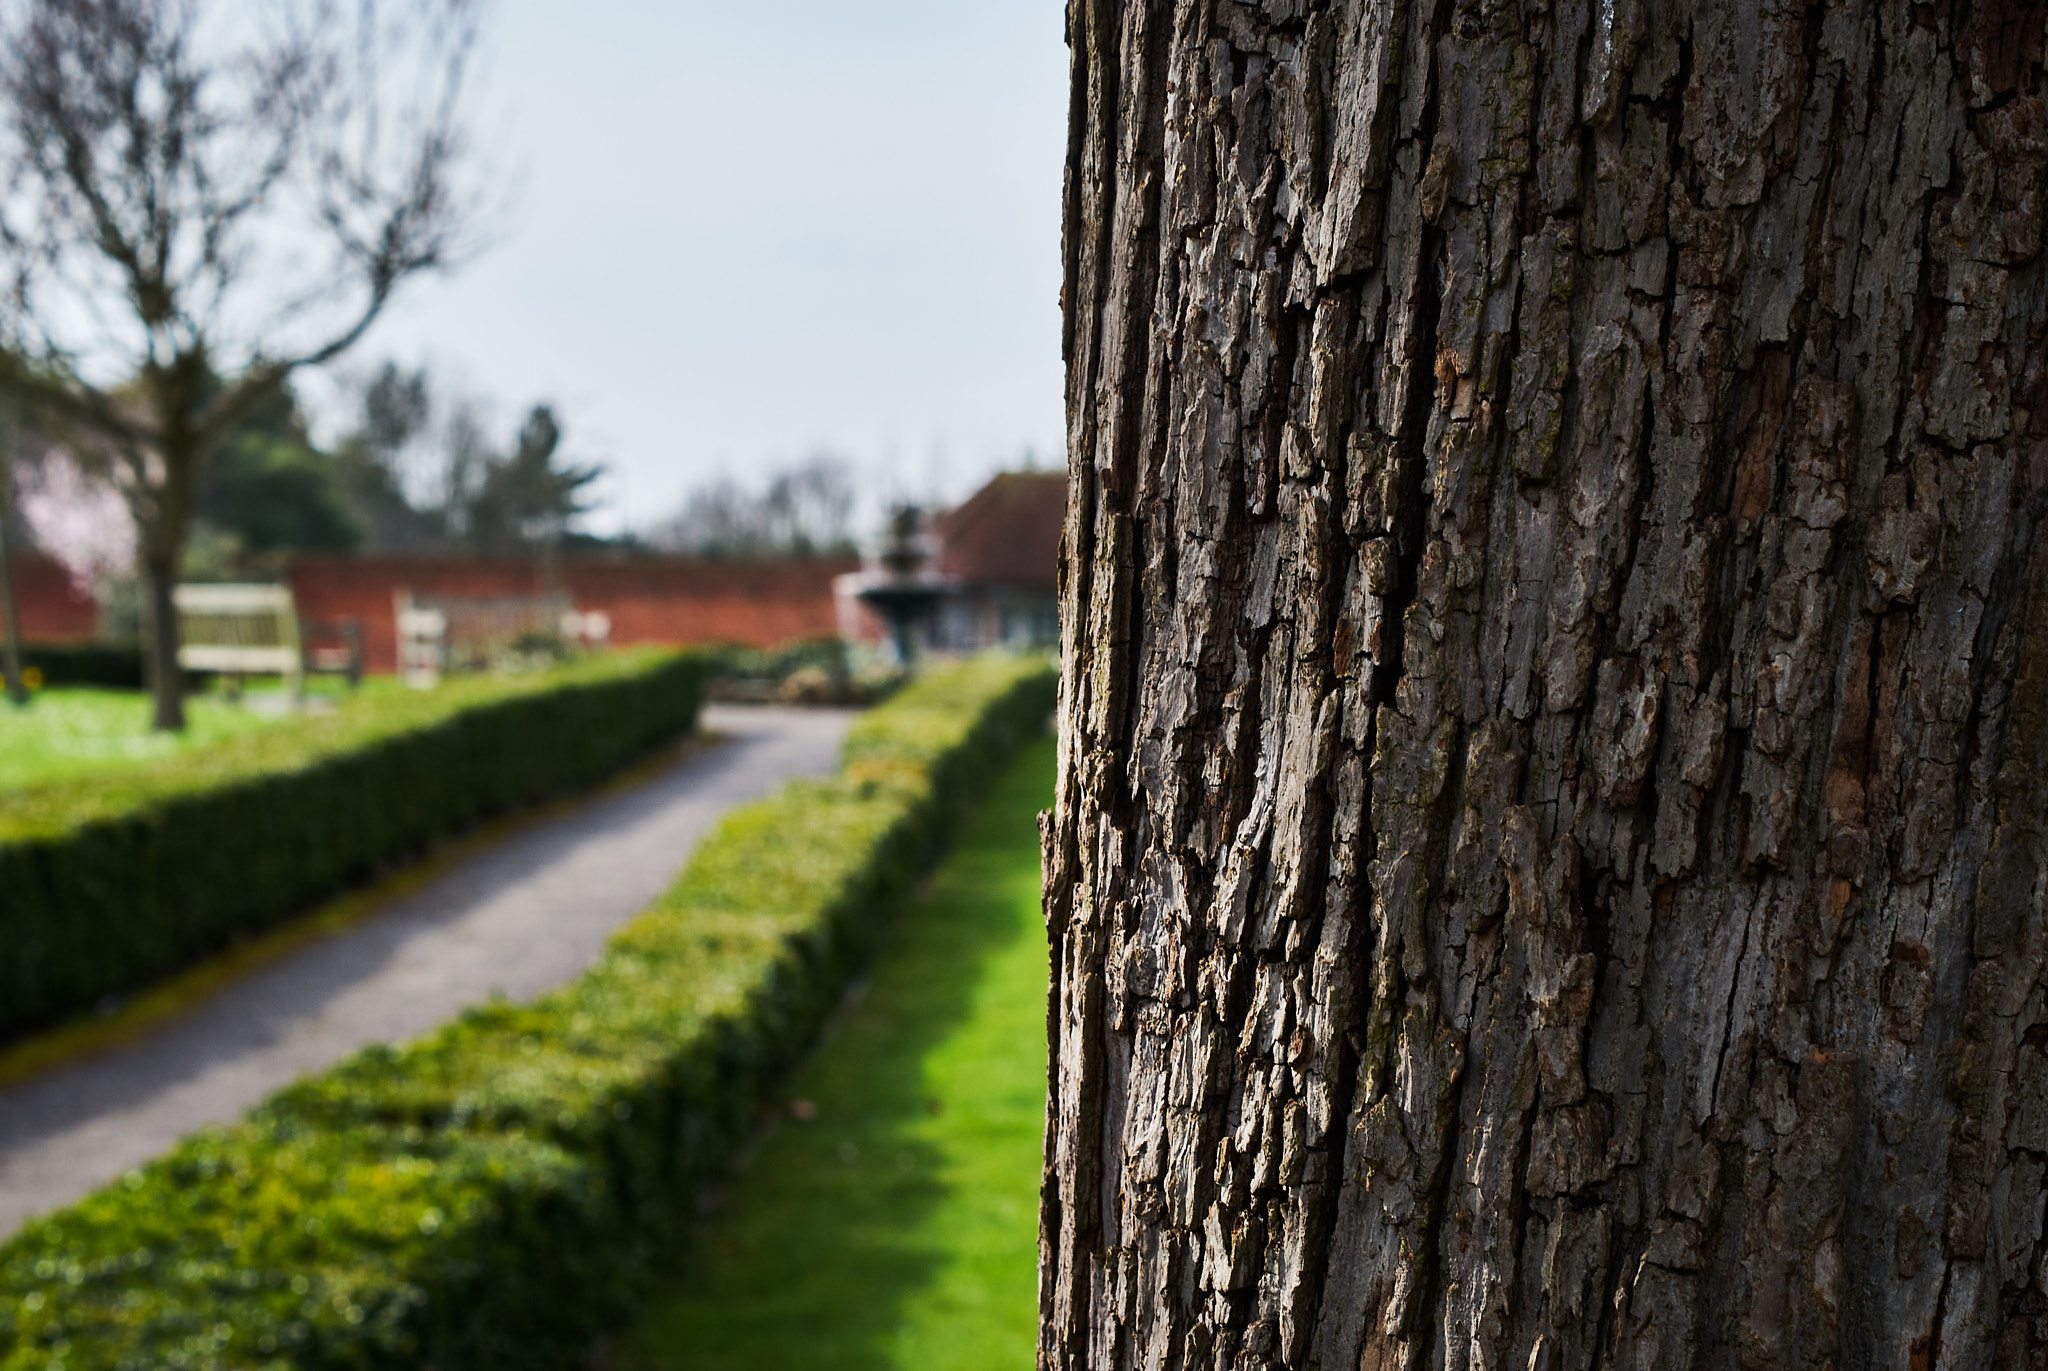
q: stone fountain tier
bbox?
[853,572,954,667]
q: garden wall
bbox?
[0,653,1055,1370]
[1,556,97,642]
[289,554,858,673]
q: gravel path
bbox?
[0,704,856,1241]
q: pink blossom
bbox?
[17,451,135,595]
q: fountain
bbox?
[853,505,953,667]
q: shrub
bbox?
[0,653,1056,1370]
[0,652,706,1042]
[701,636,898,706]
[17,643,146,690]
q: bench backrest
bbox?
[174,584,302,676]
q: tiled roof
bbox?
[933,471,1066,590]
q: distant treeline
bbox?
[223,363,607,562]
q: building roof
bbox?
[932,470,1066,590]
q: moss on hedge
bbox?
[0,652,707,1043]
[0,653,1057,1371]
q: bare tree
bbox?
[654,453,858,560]
[333,359,440,549]
[0,0,487,728]
[1044,4,2048,1369]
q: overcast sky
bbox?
[310,0,1070,538]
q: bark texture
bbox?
[1041,2,2048,1367]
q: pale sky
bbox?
[309,0,1071,538]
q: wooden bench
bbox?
[174,584,303,695]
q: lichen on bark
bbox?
[1042,2,2048,1368]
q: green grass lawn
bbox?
[0,685,334,791]
[618,732,1055,1371]
[0,665,617,795]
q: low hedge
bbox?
[0,653,1056,1370]
[0,652,707,1042]
[17,643,146,690]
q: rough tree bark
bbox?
[1041,2,2048,1368]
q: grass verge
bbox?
[618,731,1053,1371]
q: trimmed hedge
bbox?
[0,652,706,1042]
[17,643,146,690]
[0,653,1057,1370]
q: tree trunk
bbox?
[143,553,186,732]
[1041,3,2048,1369]
[139,423,207,733]
[0,401,28,707]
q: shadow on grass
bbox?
[618,734,1055,1371]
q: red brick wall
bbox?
[288,554,858,674]
[3,557,97,641]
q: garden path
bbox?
[0,704,856,1240]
